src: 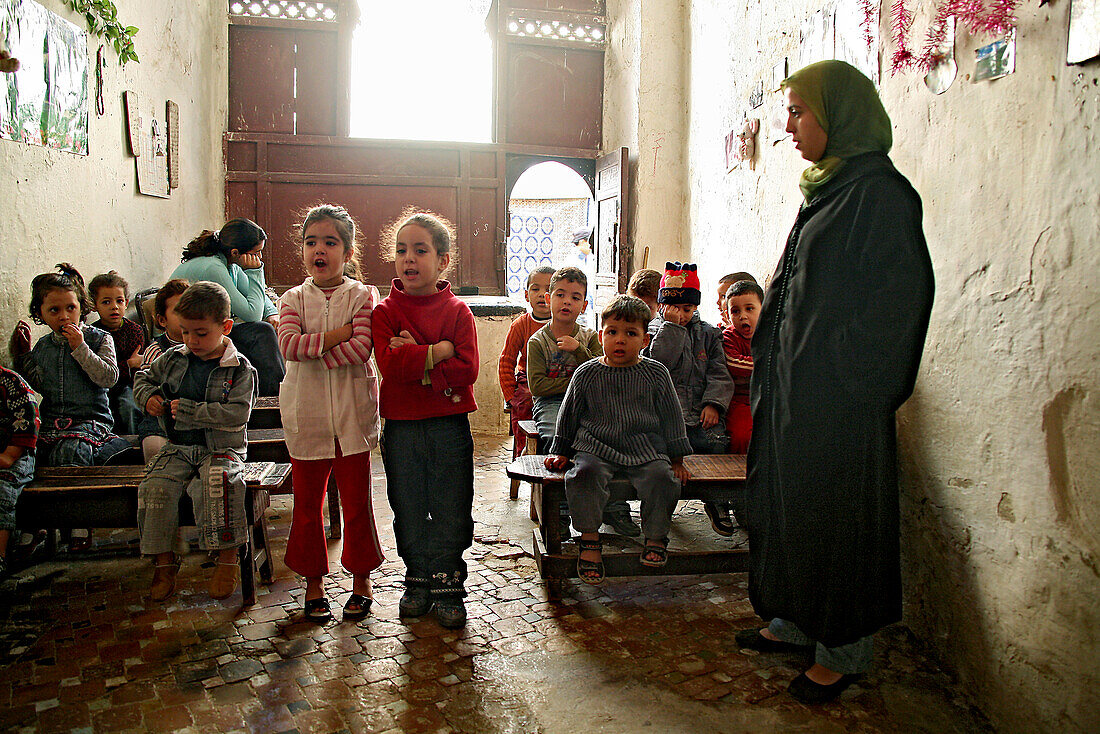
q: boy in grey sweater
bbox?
[545,296,691,584]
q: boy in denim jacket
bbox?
[642,262,735,535]
[134,282,258,602]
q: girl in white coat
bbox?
[277,204,384,622]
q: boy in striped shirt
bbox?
[544,295,691,584]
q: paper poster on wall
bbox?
[124,90,170,198]
[0,0,89,155]
[800,6,834,68]
[1067,0,1100,64]
[834,0,879,85]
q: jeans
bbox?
[229,320,285,397]
[532,394,564,447]
[565,452,680,540]
[381,414,474,600]
[768,618,873,674]
[0,452,35,531]
[137,444,247,554]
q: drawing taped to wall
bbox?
[973,30,1015,82]
[0,0,89,155]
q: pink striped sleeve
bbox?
[321,299,374,368]
[277,300,325,361]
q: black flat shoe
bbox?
[342,593,373,621]
[303,597,332,623]
[788,672,861,704]
[734,628,814,653]
[703,501,735,536]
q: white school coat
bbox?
[277,278,380,460]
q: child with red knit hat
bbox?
[642,262,735,535]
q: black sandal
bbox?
[342,593,373,621]
[640,538,669,568]
[303,597,332,623]
[576,537,604,585]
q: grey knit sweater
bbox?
[548,357,692,466]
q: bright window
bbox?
[349,0,493,142]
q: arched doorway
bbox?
[506,161,595,317]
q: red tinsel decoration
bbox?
[890,0,1020,76]
[858,0,877,49]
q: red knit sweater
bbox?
[372,279,479,420]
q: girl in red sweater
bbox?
[372,211,479,630]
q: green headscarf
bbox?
[781,60,893,202]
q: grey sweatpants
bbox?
[137,443,247,554]
[564,452,680,540]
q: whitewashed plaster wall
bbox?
[675,2,1098,732]
[0,0,227,358]
[604,0,689,271]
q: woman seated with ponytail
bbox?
[170,218,285,395]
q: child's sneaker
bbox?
[602,503,641,537]
[435,599,467,629]
[399,587,433,617]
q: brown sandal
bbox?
[640,538,669,568]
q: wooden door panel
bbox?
[293,30,340,136]
[266,183,460,289]
[594,147,629,321]
[504,45,602,149]
[228,26,295,133]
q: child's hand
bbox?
[334,323,353,344]
[238,252,264,270]
[146,395,165,416]
[659,304,689,326]
[433,341,455,361]
[126,348,144,370]
[0,446,20,470]
[700,405,720,429]
[9,320,31,357]
[389,329,418,349]
[62,323,84,350]
[671,460,691,484]
[170,399,180,418]
[556,335,580,352]
[544,454,570,471]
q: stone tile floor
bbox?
[0,434,991,733]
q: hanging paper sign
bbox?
[973,30,1015,83]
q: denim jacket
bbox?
[18,326,116,428]
[133,339,257,453]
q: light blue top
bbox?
[170,254,277,322]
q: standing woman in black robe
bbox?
[738,60,934,703]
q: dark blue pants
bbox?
[229,321,284,396]
[381,414,474,600]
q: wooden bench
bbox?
[248,428,342,539]
[15,463,290,606]
[509,419,540,504]
[506,454,748,598]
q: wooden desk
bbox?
[507,454,749,598]
[16,463,290,606]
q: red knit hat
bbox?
[658,262,701,305]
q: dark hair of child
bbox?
[601,294,652,329]
[88,271,129,301]
[29,263,92,324]
[727,280,764,302]
[627,268,662,299]
[154,279,191,318]
[527,265,556,287]
[300,204,364,280]
[175,282,232,323]
[181,218,267,262]
[549,266,588,293]
[719,271,757,285]
[383,208,459,275]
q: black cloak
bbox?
[746,152,935,647]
